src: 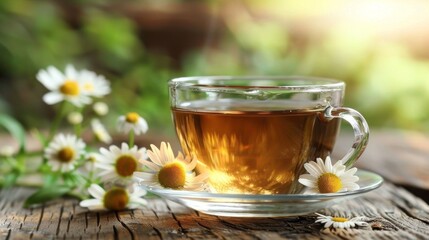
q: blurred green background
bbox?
[1,0,429,136]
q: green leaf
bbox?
[0,114,26,153]
[24,185,72,208]
[43,171,59,187]
[3,169,20,188]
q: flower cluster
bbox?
[0,64,208,211]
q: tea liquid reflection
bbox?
[173,100,340,194]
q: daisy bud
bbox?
[91,119,112,144]
[67,112,83,125]
[93,102,109,116]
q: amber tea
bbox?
[173,100,340,194]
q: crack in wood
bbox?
[35,204,44,231]
[5,229,11,240]
[96,212,100,227]
[115,211,135,240]
[66,212,73,233]
[152,226,163,240]
[151,210,159,219]
[84,212,89,232]
[165,203,185,235]
[56,204,64,235]
[113,225,119,240]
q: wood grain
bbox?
[1,181,428,240]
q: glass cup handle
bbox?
[324,106,370,168]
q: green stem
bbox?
[17,155,26,172]
[128,130,135,147]
[48,102,67,143]
[74,123,82,137]
[74,106,85,137]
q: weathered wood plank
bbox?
[1,181,428,239]
[334,130,429,191]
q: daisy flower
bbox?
[79,184,147,211]
[91,119,112,144]
[134,142,208,191]
[80,69,111,98]
[117,112,148,135]
[298,156,359,194]
[95,143,147,184]
[315,213,369,229]
[36,65,91,107]
[44,133,86,172]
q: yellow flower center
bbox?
[115,155,138,177]
[87,156,96,163]
[158,160,187,189]
[317,173,342,193]
[60,80,80,96]
[332,217,349,222]
[57,147,75,163]
[83,82,94,92]
[103,188,129,211]
[125,112,140,124]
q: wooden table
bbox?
[1,130,429,239]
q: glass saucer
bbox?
[140,170,383,217]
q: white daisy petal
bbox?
[87,205,107,211]
[80,199,102,208]
[344,183,360,191]
[324,221,333,228]
[132,188,147,198]
[299,173,317,181]
[146,151,162,166]
[43,92,64,105]
[65,64,78,80]
[134,171,157,181]
[304,162,322,176]
[324,156,333,172]
[88,184,106,199]
[316,158,326,172]
[47,66,65,82]
[298,178,316,188]
[344,167,358,176]
[130,197,148,206]
[37,70,60,90]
